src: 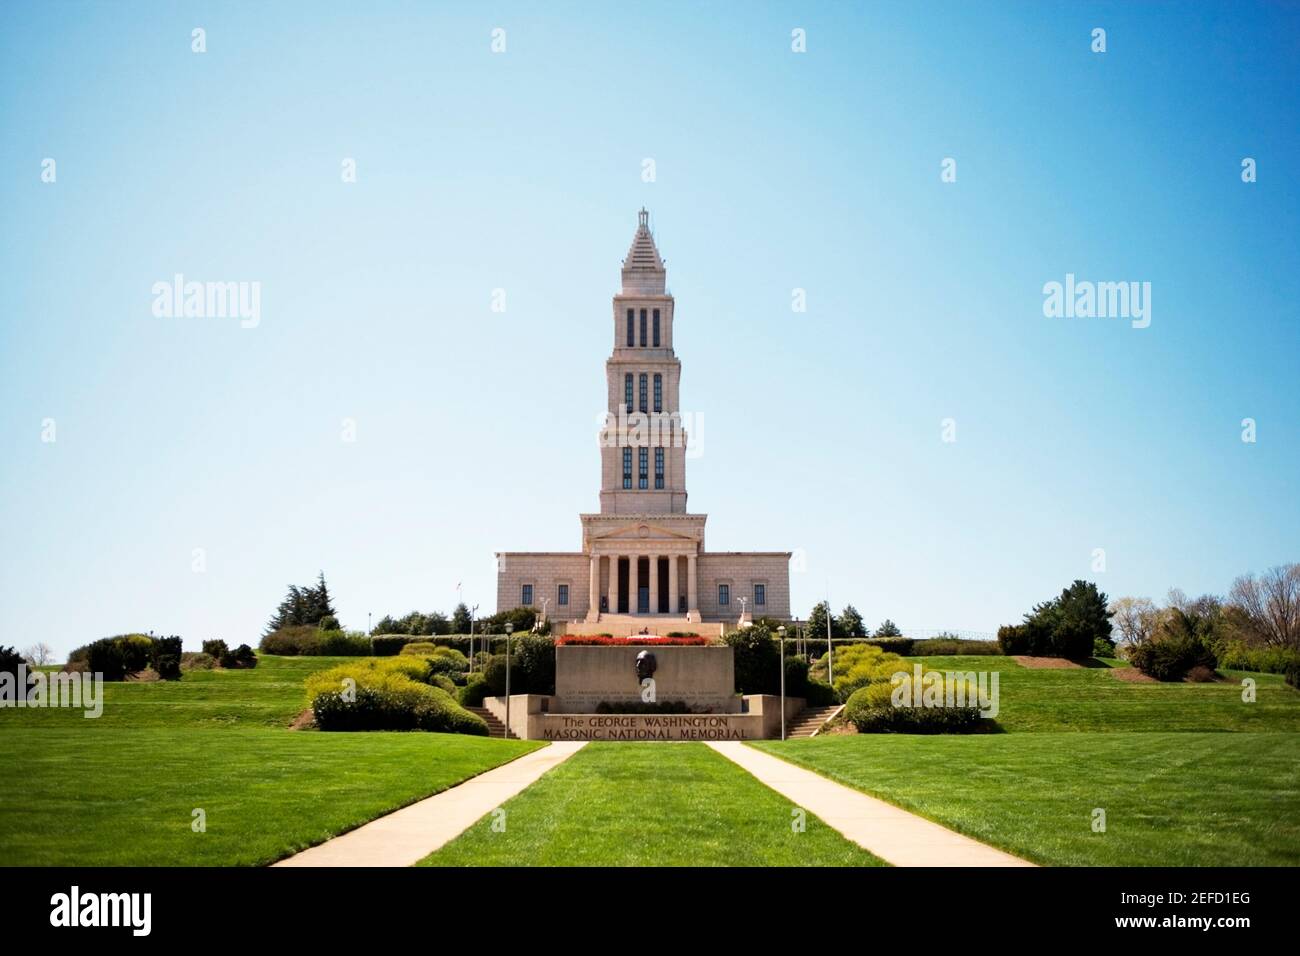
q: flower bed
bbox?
[557,634,709,646]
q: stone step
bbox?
[466,707,517,740]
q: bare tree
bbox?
[1229,564,1300,650]
[1109,597,1159,645]
[22,642,54,666]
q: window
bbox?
[754,584,766,607]
[639,309,647,347]
[639,373,648,413]
[654,447,664,489]
[638,447,648,489]
[622,448,632,489]
[652,309,661,347]
[653,374,662,412]
[624,373,633,412]
[626,309,634,347]
[521,584,533,605]
[558,584,569,606]
[718,584,730,606]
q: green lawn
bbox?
[904,655,1300,732]
[0,657,539,865]
[749,656,1300,866]
[420,742,886,866]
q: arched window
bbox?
[639,373,648,413]
[653,374,662,412]
[626,309,634,347]
[652,309,660,347]
[624,373,633,412]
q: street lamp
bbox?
[777,625,787,741]
[504,622,514,739]
[468,603,479,673]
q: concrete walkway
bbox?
[707,742,1035,867]
[274,741,587,867]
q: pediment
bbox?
[592,521,697,542]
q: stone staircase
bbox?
[785,704,843,739]
[467,707,518,740]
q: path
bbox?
[707,742,1035,867]
[274,741,587,867]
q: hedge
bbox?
[305,658,487,735]
[261,626,369,656]
[844,678,989,734]
[1217,642,1300,675]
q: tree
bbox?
[22,642,54,666]
[807,601,839,643]
[265,572,338,634]
[1230,564,1300,650]
[836,605,866,638]
[0,645,23,676]
[451,603,473,634]
[1108,597,1159,646]
[874,619,902,638]
[1051,579,1113,658]
[373,615,401,635]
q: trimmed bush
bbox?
[811,642,907,702]
[221,644,258,669]
[723,627,780,694]
[83,634,161,681]
[260,625,321,656]
[181,652,216,671]
[370,634,415,656]
[431,673,457,694]
[864,638,915,656]
[305,659,487,735]
[844,675,989,734]
[317,630,371,656]
[912,638,1001,656]
[202,639,229,660]
[1217,642,1300,675]
[459,672,490,708]
[399,641,440,656]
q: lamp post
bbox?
[778,625,787,741]
[468,603,479,673]
[504,622,513,740]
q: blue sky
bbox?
[1,1,1297,657]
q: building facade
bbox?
[496,210,791,635]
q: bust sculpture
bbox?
[634,650,657,682]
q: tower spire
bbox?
[622,208,665,294]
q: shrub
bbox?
[459,672,490,708]
[260,625,321,656]
[0,645,24,676]
[997,624,1031,655]
[810,642,907,702]
[150,636,183,680]
[1093,636,1118,658]
[221,644,258,669]
[305,659,487,735]
[399,641,439,656]
[1186,665,1218,683]
[317,630,371,656]
[843,675,989,734]
[1127,609,1218,681]
[431,674,457,694]
[865,638,915,656]
[912,638,1001,656]
[371,634,415,656]
[181,652,216,671]
[510,635,556,694]
[84,634,156,681]
[1285,662,1299,690]
[318,614,340,632]
[723,627,780,694]
[202,639,229,660]
[998,580,1112,659]
[1217,642,1300,675]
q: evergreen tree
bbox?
[836,604,866,638]
[264,572,338,634]
[874,619,902,637]
[451,602,473,634]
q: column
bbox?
[687,552,698,618]
[587,553,600,620]
[648,554,659,616]
[668,554,679,616]
[629,553,639,615]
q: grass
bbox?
[419,742,886,866]
[0,656,540,865]
[906,655,1300,732]
[752,732,1300,866]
